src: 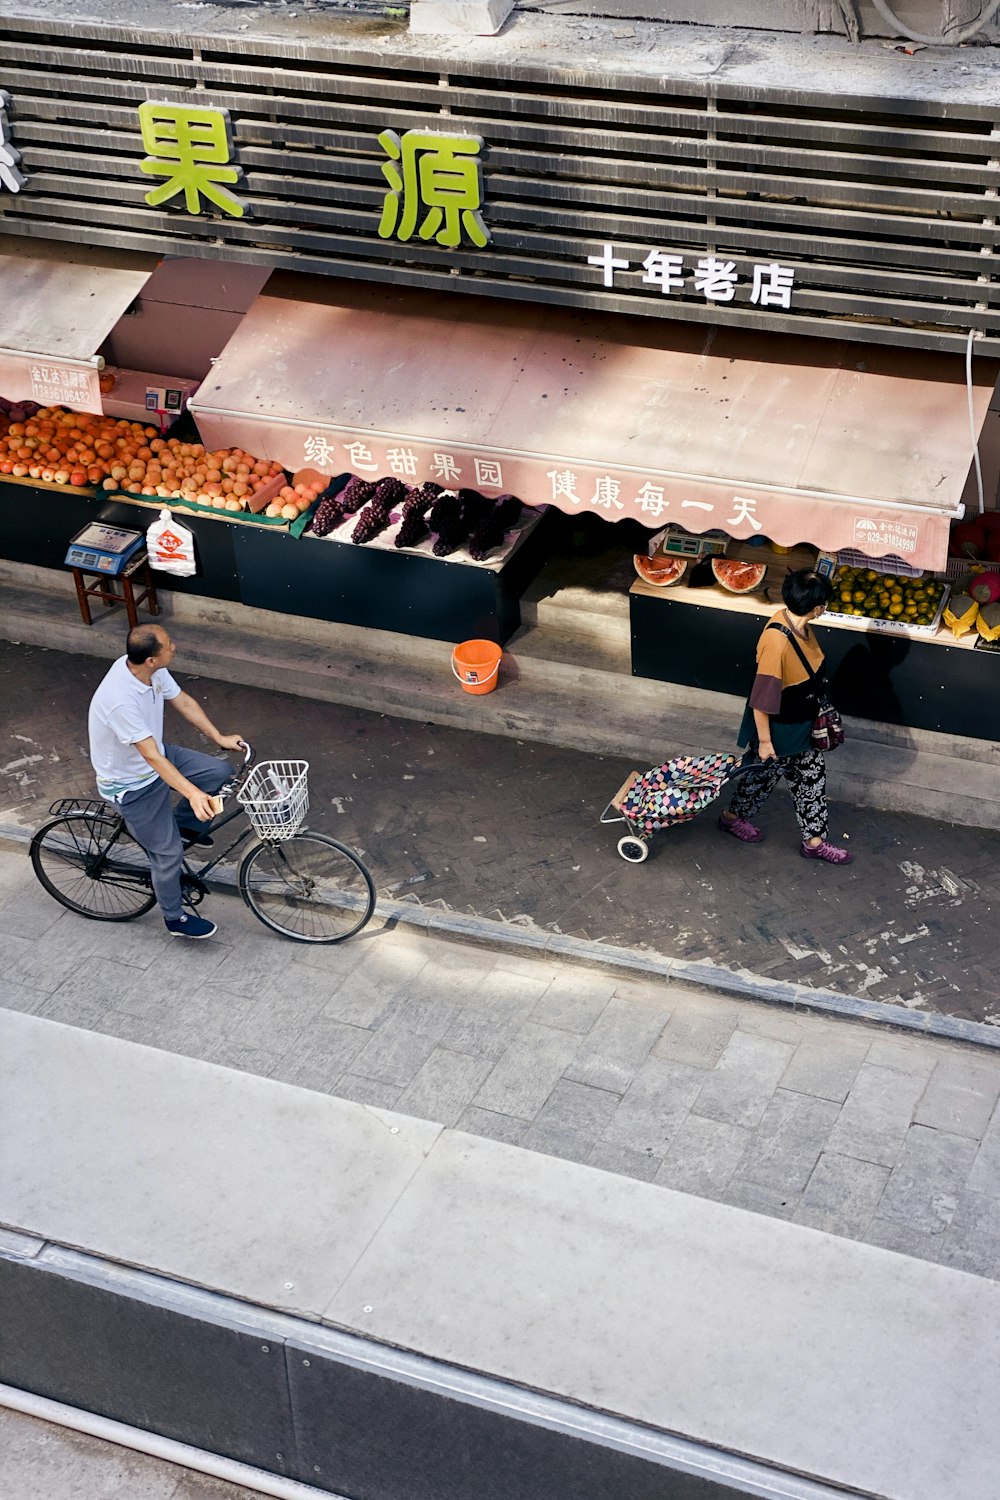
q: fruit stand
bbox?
[0,403,555,642]
[630,532,1000,742]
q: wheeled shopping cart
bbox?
[600,752,756,863]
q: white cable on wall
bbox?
[966,327,985,517]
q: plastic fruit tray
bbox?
[821,582,950,638]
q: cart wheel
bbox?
[617,835,649,864]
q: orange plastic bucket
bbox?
[451,639,502,695]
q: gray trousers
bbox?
[119,745,230,921]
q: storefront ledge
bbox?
[2,563,999,832]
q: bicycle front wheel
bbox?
[239,832,375,943]
[30,813,156,921]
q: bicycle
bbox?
[29,744,375,944]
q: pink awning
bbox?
[190,278,998,571]
[0,244,157,414]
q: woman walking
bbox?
[719,567,852,865]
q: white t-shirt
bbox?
[88,655,181,801]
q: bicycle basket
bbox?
[237,760,309,841]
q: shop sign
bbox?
[28,363,97,408]
[586,244,796,308]
[0,90,26,193]
[376,129,489,248]
[853,517,918,556]
[137,102,245,218]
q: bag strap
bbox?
[766,620,820,682]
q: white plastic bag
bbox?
[146,508,196,577]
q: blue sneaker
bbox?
[165,913,217,940]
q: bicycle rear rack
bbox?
[48,797,120,820]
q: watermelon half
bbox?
[634,554,688,587]
[711,558,768,594]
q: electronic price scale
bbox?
[64,523,145,576]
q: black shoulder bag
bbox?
[767,622,845,752]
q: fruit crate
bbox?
[835,547,923,579]
[941,556,1000,582]
[822,581,951,638]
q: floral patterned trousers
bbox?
[727,746,828,841]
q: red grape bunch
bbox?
[339,476,376,514]
[309,496,346,537]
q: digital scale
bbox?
[64,522,145,576]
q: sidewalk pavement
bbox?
[0,1407,263,1499]
[3,835,1000,1281]
[1,640,998,1033]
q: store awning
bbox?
[190,278,999,571]
[0,243,159,414]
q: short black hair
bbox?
[126,624,164,665]
[781,568,832,615]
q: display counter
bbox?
[0,478,555,643]
[630,565,1000,741]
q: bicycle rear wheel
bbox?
[239,831,375,943]
[30,813,156,921]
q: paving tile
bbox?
[587,1140,661,1183]
[651,1008,737,1070]
[939,1189,1000,1280]
[522,1122,598,1165]
[318,964,410,1029]
[490,952,559,984]
[528,972,615,1034]
[865,1215,943,1265]
[453,1106,529,1148]
[214,986,325,1054]
[691,1031,794,1130]
[397,1048,495,1127]
[564,996,669,1093]
[877,1124,978,1236]
[0,885,69,941]
[271,1016,374,1091]
[439,994,536,1061]
[823,1063,926,1167]
[600,1055,704,1157]
[779,1035,871,1104]
[654,1115,750,1197]
[0,979,49,1015]
[34,988,114,1030]
[735,1005,814,1045]
[202,938,313,999]
[864,1035,939,1078]
[201,1039,280,1079]
[0,929,88,996]
[736,1089,841,1194]
[333,1073,404,1110]
[795,1153,891,1239]
[349,1018,439,1088]
[718,1178,801,1222]
[379,990,460,1041]
[968,1106,1000,1198]
[534,1078,621,1135]
[472,1022,583,1120]
[913,1057,1000,1140]
[37,956,149,1023]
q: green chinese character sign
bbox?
[138,102,245,218]
[377,129,489,249]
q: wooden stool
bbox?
[71,550,159,629]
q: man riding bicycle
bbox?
[88,624,245,940]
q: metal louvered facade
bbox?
[1,14,999,354]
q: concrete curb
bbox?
[5,823,998,1055]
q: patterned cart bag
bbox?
[621,753,739,833]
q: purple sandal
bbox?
[718,813,764,844]
[800,840,853,865]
